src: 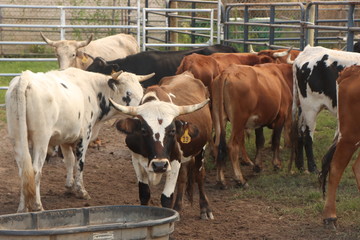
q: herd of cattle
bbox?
[4,32,360,228]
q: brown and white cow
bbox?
[40,32,139,70]
[320,65,360,228]
[212,63,293,189]
[5,68,152,212]
[110,71,214,219]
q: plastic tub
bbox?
[0,205,179,240]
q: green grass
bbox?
[0,61,58,106]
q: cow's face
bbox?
[111,98,209,176]
[86,57,116,74]
[116,111,199,175]
[40,32,92,70]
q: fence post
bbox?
[168,1,178,50]
[306,2,315,46]
[346,3,355,51]
[60,7,65,40]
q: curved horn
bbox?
[286,53,294,64]
[178,98,210,116]
[273,46,293,58]
[109,98,139,116]
[138,72,155,82]
[76,34,93,48]
[111,70,123,80]
[249,45,257,54]
[40,32,58,47]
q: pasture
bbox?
[0,62,359,239]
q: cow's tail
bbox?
[319,134,338,199]
[211,74,228,169]
[289,64,300,172]
[7,73,36,210]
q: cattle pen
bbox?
[1,1,360,240]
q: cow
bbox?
[5,68,153,212]
[86,44,238,88]
[291,45,360,173]
[176,52,275,96]
[320,65,360,228]
[249,45,301,63]
[212,63,293,189]
[110,71,214,219]
[40,32,139,70]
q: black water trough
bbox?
[0,205,179,240]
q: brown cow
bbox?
[212,63,293,189]
[320,65,360,228]
[176,52,274,95]
[250,45,301,63]
[111,71,214,220]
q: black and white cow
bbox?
[6,68,153,212]
[110,72,214,219]
[291,45,360,172]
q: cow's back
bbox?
[84,33,139,60]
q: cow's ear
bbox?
[175,120,199,144]
[115,118,141,134]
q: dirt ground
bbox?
[0,119,359,240]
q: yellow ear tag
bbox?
[82,56,88,63]
[180,129,191,144]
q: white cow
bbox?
[40,32,139,70]
[6,68,153,212]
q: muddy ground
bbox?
[0,120,359,240]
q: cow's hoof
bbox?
[253,165,262,173]
[200,211,214,220]
[235,181,249,189]
[323,218,337,230]
[273,165,281,172]
[240,160,254,166]
[216,181,228,190]
[309,167,319,174]
[75,190,91,200]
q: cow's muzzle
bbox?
[151,160,169,173]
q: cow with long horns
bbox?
[40,32,139,70]
[111,71,214,219]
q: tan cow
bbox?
[212,63,293,189]
[40,32,139,70]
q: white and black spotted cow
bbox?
[292,45,360,172]
[6,68,153,212]
[110,72,214,219]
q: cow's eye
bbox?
[169,128,176,136]
[141,127,147,135]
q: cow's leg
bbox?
[215,131,228,189]
[304,126,317,173]
[131,153,150,205]
[30,143,48,211]
[173,161,188,212]
[323,140,355,227]
[253,127,265,172]
[271,125,284,171]
[353,152,360,191]
[300,109,318,173]
[60,144,75,193]
[195,150,214,220]
[73,139,90,200]
[162,160,181,208]
[228,128,247,188]
[239,130,254,166]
